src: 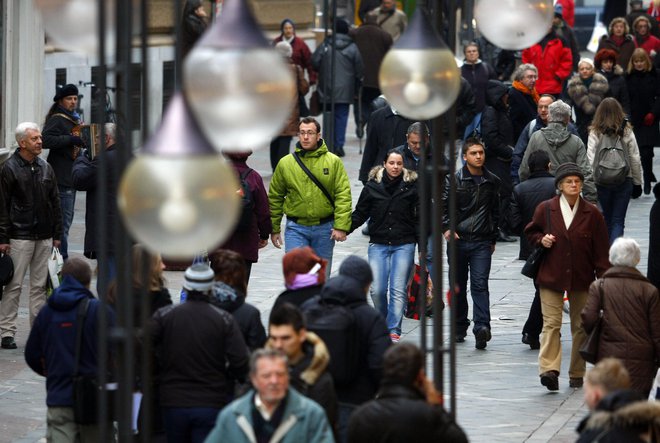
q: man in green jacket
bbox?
[269,117,352,273]
[204,349,334,443]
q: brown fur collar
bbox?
[567,72,609,115]
[368,166,418,183]
[584,401,660,434]
[266,331,330,386]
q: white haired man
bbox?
[0,123,62,349]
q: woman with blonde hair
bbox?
[596,17,636,69]
[626,48,660,194]
[587,97,642,243]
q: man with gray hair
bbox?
[72,123,124,294]
[0,122,62,349]
[518,100,597,203]
[205,348,334,443]
[508,63,540,140]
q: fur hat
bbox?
[554,162,584,188]
[339,255,373,288]
[183,263,215,292]
[53,84,79,102]
[282,247,327,287]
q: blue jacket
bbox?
[25,275,114,407]
[205,388,334,443]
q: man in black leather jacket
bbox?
[442,138,500,350]
[0,122,62,349]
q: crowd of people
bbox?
[2,0,660,441]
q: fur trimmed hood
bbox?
[367,166,418,183]
[567,72,609,115]
[582,400,660,435]
[266,331,330,386]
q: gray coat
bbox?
[518,122,597,202]
[312,34,364,105]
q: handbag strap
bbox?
[597,279,604,318]
[292,152,335,208]
[72,297,91,377]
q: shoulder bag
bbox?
[292,152,334,209]
[521,202,551,279]
[579,279,604,364]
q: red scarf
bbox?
[512,80,540,103]
[611,35,625,47]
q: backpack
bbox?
[301,295,360,386]
[593,135,629,187]
[463,112,482,141]
[235,168,255,230]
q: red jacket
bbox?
[635,34,660,56]
[524,196,610,293]
[522,38,573,95]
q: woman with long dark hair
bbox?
[350,149,419,343]
[587,97,642,243]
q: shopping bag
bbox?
[404,265,434,320]
[587,20,607,53]
[47,247,64,290]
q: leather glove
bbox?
[632,184,642,199]
[70,135,84,146]
[644,113,655,126]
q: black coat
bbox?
[442,165,501,243]
[43,110,79,188]
[508,87,537,142]
[211,283,266,351]
[350,167,419,246]
[0,151,62,243]
[509,171,556,260]
[482,81,515,163]
[71,146,120,257]
[359,106,416,183]
[181,5,207,58]
[648,183,660,290]
[460,61,497,113]
[350,23,392,89]
[319,275,390,405]
[347,385,468,443]
[602,67,631,116]
[626,69,660,147]
[450,78,477,138]
[273,284,324,311]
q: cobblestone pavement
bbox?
[0,120,657,442]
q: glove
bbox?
[632,184,642,199]
[70,135,84,146]
[644,113,655,126]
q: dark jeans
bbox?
[640,144,656,185]
[269,136,292,171]
[450,240,493,334]
[597,178,632,244]
[58,185,76,260]
[522,282,542,340]
[322,102,350,151]
[162,407,220,443]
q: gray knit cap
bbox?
[183,263,215,292]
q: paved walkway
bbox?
[0,119,657,442]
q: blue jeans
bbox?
[58,185,76,260]
[597,178,632,244]
[450,240,493,334]
[162,407,219,443]
[368,243,415,335]
[285,219,335,274]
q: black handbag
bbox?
[521,202,551,279]
[579,280,604,364]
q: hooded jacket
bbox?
[25,275,114,407]
[522,33,573,95]
[581,267,660,394]
[350,166,419,246]
[441,165,501,243]
[312,33,364,104]
[212,281,266,351]
[0,150,62,243]
[576,390,660,443]
[518,122,598,202]
[318,275,390,405]
[269,140,352,232]
[481,80,515,163]
[266,332,338,427]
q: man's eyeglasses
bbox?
[298,131,317,137]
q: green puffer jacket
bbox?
[269,140,352,233]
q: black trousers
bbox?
[522,282,542,339]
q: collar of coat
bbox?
[294,139,329,158]
[266,331,330,386]
[367,166,417,183]
[582,400,660,433]
[602,266,651,283]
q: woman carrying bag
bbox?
[587,97,643,244]
[350,149,419,343]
